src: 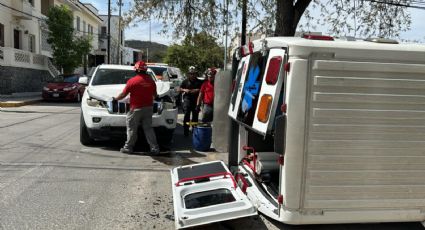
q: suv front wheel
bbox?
[80,113,94,145]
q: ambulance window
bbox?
[184,188,236,209]
[237,51,269,126]
[230,60,246,111]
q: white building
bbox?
[0,0,59,94]
[122,47,141,65]
[0,0,104,94]
[99,15,125,65]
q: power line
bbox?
[360,0,425,10]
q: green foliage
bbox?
[47,5,92,74]
[164,32,224,74]
[125,0,411,40]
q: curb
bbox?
[0,99,43,107]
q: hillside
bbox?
[125,40,168,63]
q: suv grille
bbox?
[107,101,130,114]
[107,101,160,114]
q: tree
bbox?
[47,5,92,74]
[164,32,224,74]
[124,0,411,40]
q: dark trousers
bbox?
[183,99,199,135]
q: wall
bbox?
[0,66,52,94]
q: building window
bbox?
[76,16,80,31]
[14,29,21,49]
[83,21,86,33]
[120,30,124,45]
[28,0,34,6]
[0,23,4,47]
[29,34,36,53]
[101,26,106,37]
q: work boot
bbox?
[120,147,133,154]
[147,148,160,156]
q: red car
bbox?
[42,74,86,102]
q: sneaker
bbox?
[120,147,133,154]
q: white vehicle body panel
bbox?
[171,161,256,229]
[261,37,425,224]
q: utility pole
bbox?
[107,0,111,64]
[241,0,247,46]
[223,0,229,70]
[117,0,122,64]
[147,19,151,62]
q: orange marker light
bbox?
[257,94,273,123]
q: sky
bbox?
[86,0,425,46]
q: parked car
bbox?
[79,64,178,146]
[147,63,169,80]
[42,74,86,102]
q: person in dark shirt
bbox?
[179,66,202,136]
[113,61,160,155]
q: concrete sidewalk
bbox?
[0,92,42,107]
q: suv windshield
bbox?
[149,66,167,76]
[91,69,135,85]
[52,74,79,83]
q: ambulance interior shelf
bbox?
[241,146,281,198]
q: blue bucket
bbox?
[192,126,212,151]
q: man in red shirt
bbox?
[113,61,160,155]
[197,68,216,123]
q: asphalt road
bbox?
[0,103,423,230]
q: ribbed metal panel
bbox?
[303,59,425,210]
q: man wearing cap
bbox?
[197,68,216,123]
[113,61,160,155]
[179,66,202,136]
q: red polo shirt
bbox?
[200,80,214,106]
[122,74,157,110]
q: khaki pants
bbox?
[124,107,159,152]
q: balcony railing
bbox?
[0,46,59,77]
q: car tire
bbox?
[80,113,94,145]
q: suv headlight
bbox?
[87,97,107,108]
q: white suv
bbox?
[79,64,178,146]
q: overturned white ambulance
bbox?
[171,35,425,229]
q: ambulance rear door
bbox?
[251,48,286,135]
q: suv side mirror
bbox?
[79,76,88,85]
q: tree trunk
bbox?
[274,0,312,36]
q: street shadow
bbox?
[34,101,81,107]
